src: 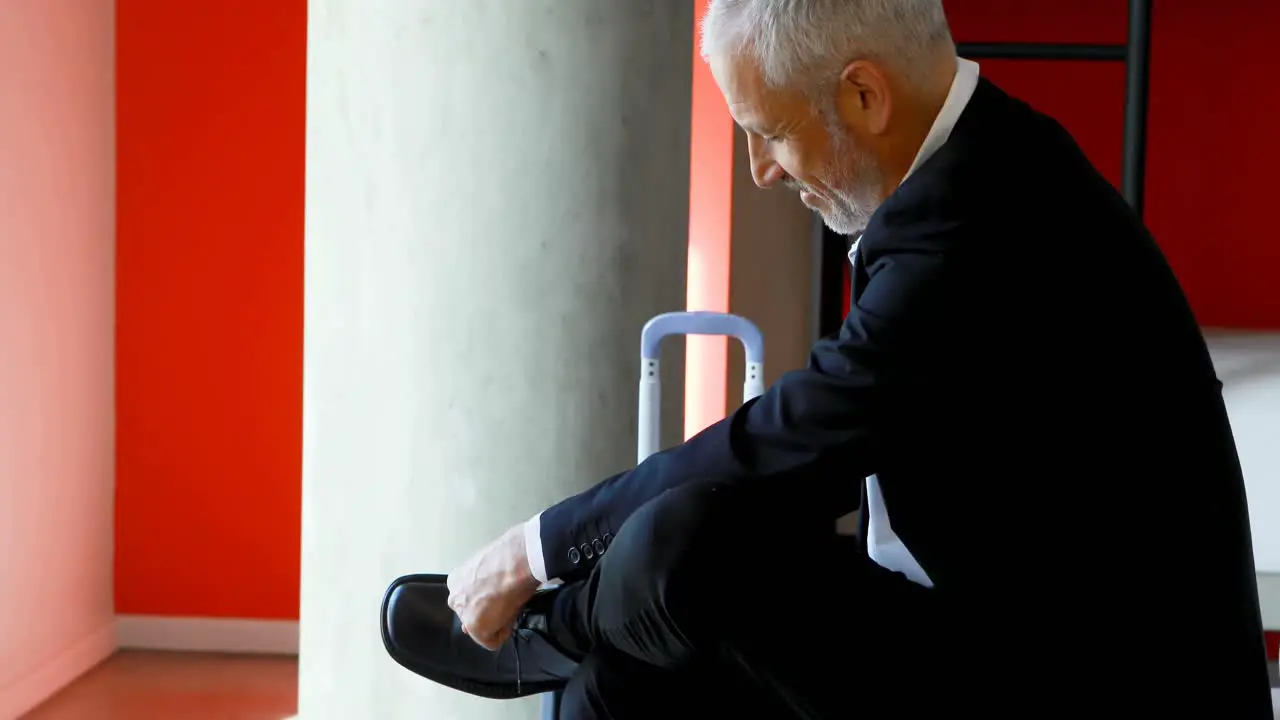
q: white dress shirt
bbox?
[524,57,982,588]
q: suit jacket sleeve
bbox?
[535,242,951,582]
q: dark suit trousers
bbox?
[545,480,951,719]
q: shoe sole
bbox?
[378,572,567,700]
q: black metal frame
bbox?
[816,0,1154,338]
[956,0,1153,215]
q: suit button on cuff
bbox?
[581,543,594,560]
[592,538,606,555]
[568,547,581,564]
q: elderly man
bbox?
[383,1,1273,717]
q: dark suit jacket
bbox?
[538,77,1271,706]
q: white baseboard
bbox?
[1259,573,1279,631]
[115,615,299,655]
[0,621,116,720]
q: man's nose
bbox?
[747,136,785,189]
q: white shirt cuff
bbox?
[523,512,559,586]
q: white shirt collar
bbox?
[901,57,981,182]
[849,57,980,261]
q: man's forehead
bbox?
[709,54,780,129]
[713,53,764,94]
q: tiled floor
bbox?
[20,651,297,720]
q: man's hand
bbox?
[446,523,542,651]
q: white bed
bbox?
[1205,330,1280,633]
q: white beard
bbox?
[807,119,885,236]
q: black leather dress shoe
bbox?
[379,573,580,699]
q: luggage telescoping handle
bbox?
[637,311,765,462]
[539,311,765,720]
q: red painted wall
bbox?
[687,0,736,439]
[945,0,1280,329]
[847,1,1280,323]
[115,0,306,620]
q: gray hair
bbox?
[699,0,954,92]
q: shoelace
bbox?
[511,614,525,696]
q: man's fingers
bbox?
[470,625,511,652]
[478,634,505,651]
[492,626,513,647]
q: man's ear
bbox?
[836,60,892,135]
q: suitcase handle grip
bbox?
[639,311,764,363]
[637,312,765,461]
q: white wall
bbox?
[1205,331,1280,630]
[0,1,117,717]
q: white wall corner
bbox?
[115,615,299,655]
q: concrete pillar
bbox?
[300,2,692,718]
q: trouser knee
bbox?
[588,482,753,653]
[609,482,731,580]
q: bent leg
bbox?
[551,481,948,717]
